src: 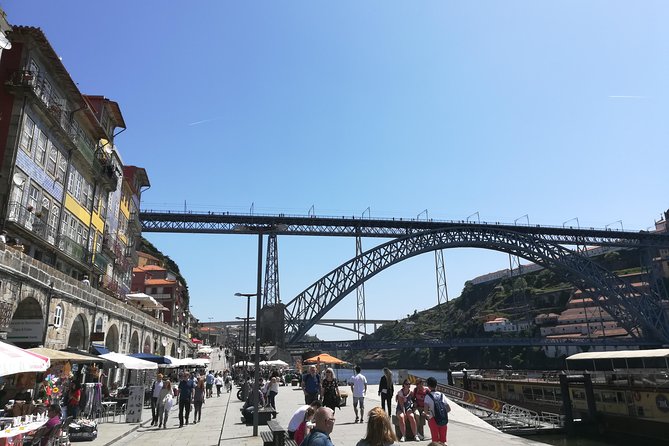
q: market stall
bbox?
[0,341,50,446]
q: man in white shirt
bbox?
[349,366,368,423]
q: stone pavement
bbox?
[90,382,550,446]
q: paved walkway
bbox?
[89,383,550,446]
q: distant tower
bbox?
[263,233,280,306]
[435,249,449,306]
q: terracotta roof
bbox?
[142,265,166,271]
[133,267,146,273]
[145,279,176,286]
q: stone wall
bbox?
[0,242,186,356]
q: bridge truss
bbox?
[283,226,669,344]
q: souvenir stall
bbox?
[0,341,50,446]
[30,347,119,442]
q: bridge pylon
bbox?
[355,236,367,339]
[435,249,449,306]
[263,233,280,306]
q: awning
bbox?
[60,348,118,365]
[99,352,158,370]
[566,349,669,361]
[179,357,210,367]
[197,346,213,354]
[28,348,102,363]
[162,356,184,368]
[90,344,110,355]
[126,293,169,311]
[191,338,203,344]
[0,341,50,376]
[128,353,172,365]
[233,361,255,368]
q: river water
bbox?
[332,368,642,446]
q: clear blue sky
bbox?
[4,1,668,340]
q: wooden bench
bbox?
[392,412,426,440]
[266,420,285,446]
[241,407,277,426]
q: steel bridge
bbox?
[140,210,669,345]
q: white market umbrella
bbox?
[100,352,158,370]
[233,361,255,368]
[198,346,213,354]
[268,359,289,367]
[0,341,50,376]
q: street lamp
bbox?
[234,315,254,375]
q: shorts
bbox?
[353,396,365,408]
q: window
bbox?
[57,155,67,184]
[53,305,63,328]
[19,116,36,154]
[46,142,58,176]
[35,129,47,166]
[95,317,103,332]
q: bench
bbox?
[338,392,348,406]
[241,406,277,426]
[392,412,426,440]
[266,420,285,446]
[260,420,299,446]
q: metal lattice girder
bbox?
[283,227,669,345]
[263,234,280,306]
[435,249,448,306]
[139,211,669,249]
[355,236,367,338]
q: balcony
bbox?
[57,233,90,265]
[7,201,57,245]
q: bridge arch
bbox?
[284,227,669,344]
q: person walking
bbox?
[268,376,280,418]
[178,372,195,427]
[349,365,368,423]
[395,380,418,441]
[302,365,321,405]
[321,368,340,412]
[214,373,223,397]
[193,377,205,424]
[356,406,399,446]
[379,368,394,414]
[150,373,164,426]
[205,370,215,398]
[156,379,174,429]
[423,377,451,445]
[300,407,336,446]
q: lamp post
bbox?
[234,232,264,436]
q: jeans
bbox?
[178,399,192,426]
[151,397,158,424]
[193,401,203,422]
[380,392,392,413]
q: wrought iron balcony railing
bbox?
[7,201,57,245]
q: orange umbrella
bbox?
[304,353,348,365]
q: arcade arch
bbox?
[129,331,140,354]
[105,324,120,352]
[67,314,89,350]
[143,335,152,354]
[9,297,44,347]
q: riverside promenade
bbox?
[92,382,550,446]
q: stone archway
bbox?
[67,314,89,350]
[105,324,120,353]
[129,331,140,354]
[143,335,152,354]
[8,297,44,347]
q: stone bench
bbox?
[391,411,426,440]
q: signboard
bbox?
[7,319,43,342]
[90,332,105,342]
[125,386,144,423]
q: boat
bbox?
[451,349,669,443]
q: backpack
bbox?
[427,391,449,426]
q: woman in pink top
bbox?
[294,406,316,445]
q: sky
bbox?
[3,1,668,341]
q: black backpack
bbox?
[427,391,448,426]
